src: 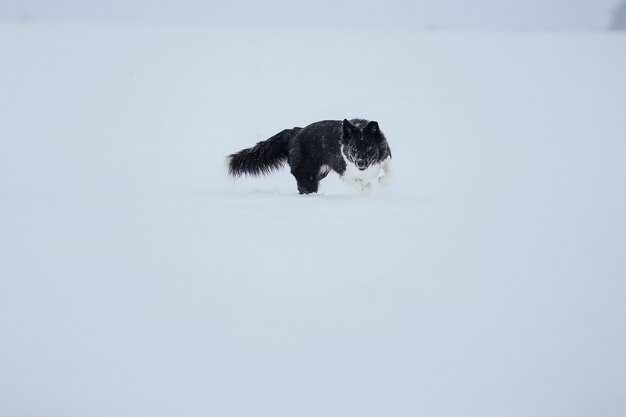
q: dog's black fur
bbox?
[227,119,392,194]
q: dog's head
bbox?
[339,119,385,170]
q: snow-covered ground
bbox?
[1,25,625,417]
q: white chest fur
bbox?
[342,158,383,182]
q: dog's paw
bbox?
[354,180,373,196]
[378,173,393,187]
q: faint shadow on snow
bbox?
[216,188,364,201]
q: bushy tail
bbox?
[227,128,301,177]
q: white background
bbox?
[1,15,625,417]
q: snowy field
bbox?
[1,25,625,417]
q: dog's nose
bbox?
[356,159,366,169]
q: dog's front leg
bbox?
[378,157,393,187]
[341,176,372,195]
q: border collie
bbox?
[227,119,392,195]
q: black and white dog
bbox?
[227,119,392,194]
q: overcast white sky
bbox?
[0,0,623,30]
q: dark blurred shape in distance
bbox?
[611,1,626,29]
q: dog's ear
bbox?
[365,121,380,135]
[341,119,358,143]
[365,121,384,142]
